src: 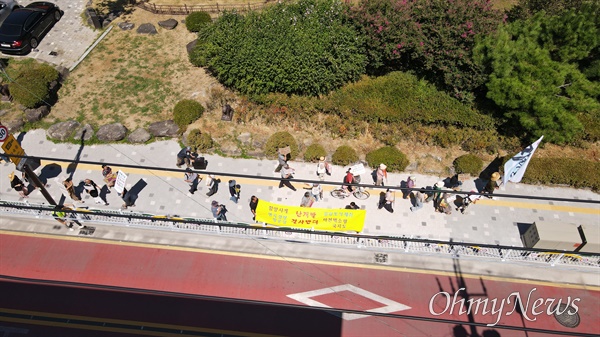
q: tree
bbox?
[474,11,600,144]
[349,0,504,101]
[192,0,366,96]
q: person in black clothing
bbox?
[176,146,193,168]
[345,202,360,210]
[229,180,241,203]
[249,195,259,221]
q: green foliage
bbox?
[187,129,214,151]
[331,72,496,129]
[264,131,299,159]
[474,10,600,144]
[507,0,591,21]
[173,100,204,128]
[521,157,600,191]
[350,0,504,100]
[185,11,212,32]
[303,143,327,162]
[331,145,359,165]
[1,59,59,108]
[453,154,483,176]
[193,0,366,96]
[365,146,409,172]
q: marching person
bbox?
[211,200,227,221]
[249,195,259,221]
[9,172,28,198]
[376,164,388,186]
[184,168,199,194]
[300,192,315,207]
[274,148,287,173]
[176,146,193,168]
[63,177,82,202]
[279,164,296,191]
[311,183,323,202]
[206,174,220,196]
[83,179,108,205]
[101,164,116,190]
[316,157,327,181]
[229,180,241,203]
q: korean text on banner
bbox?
[114,170,128,194]
[503,136,543,187]
[255,200,366,232]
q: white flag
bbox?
[114,170,128,195]
[503,136,543,186]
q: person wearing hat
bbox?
[300,191,315,207]
[211,200,227,221]
[176,146,193,168]
[316,156,327,181]
[403,175,416,199]
[9,171,28,198]
[376,164,388,186]
[484,172,501,198]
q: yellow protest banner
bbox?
[255,200,365,232]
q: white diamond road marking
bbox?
[287,284,411,321]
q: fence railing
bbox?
[2,200,598,270]
[135,1,271,14]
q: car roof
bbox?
[2,10,35,26]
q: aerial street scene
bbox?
[0,0,598,336]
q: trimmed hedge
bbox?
[187,129,213,151]
[264,131,298,160]
[185,11,212,32]
[517,157,600,191]
[453,154,483,176]
[303,143,327,162]
[332,145,358,166]
[2,59,59,108]
[173,100,204,129]
[365,146,409,172]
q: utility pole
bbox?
[23,164,56,205]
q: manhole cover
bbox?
[78,226,96,236]
[374,253,388,264]
[553,304,580,328]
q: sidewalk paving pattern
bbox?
[1,130,598,247]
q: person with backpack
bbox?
[229,180,241,203]
[184,168,199,194]
[101,164,116,190]
[9,171,28,198]
[211,200,227,221]
[206,175,220,196]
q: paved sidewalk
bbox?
[1,129,599,246]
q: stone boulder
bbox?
[158,18,178,30]
[118,22,135,31]
[5,119,24,133]
[96,123,127,141]
[73,124,94,141]
[128,128,151,143]
[237,132,252,146]
[24,106,50,122]
[47,120,80,141]
[221,144,242,157]
[137,23,157,35]
[186,39,197,56]
[56,65,69,82]
[147,120,179,137]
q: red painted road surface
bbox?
[1,232,599,337]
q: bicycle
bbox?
[331,185,370,200]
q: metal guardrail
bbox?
[1,200,598,270]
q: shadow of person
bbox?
[66,129,87,176]
[473,178,487,193]
[453,325,469,337]
[370,169,378,184]
[482,330,501,337]
[377,191,386,209]
[39,163,62,181]
[479,156,503,181]
[399,180,409,199]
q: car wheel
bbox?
[30,38,38,50]
[54,10,61,21]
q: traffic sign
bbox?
[1,134,25,166]
[0,125,8,142]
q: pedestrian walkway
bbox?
[1,129,599,247]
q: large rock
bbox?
[128,128,151,143]
[5,119,24,133]
[147,120,179,137]
[96,123,127,141]
[73,124,94,141]
[158,18,178,30]
[221,144,242,156]
[47,120,80,141]
[56,66,69,81]
[186,39,197,55]
[137,23,157,35]
[118,22,135,31]
[237,132,252,146]
[24,106,50,122]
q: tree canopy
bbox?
[475,8,600,144]
[191,0,366,96]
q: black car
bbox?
[0,1,61,55]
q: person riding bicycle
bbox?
[343,168,360,195]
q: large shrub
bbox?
[331,145,358,165]
[349,0,504,101]
[193,0,366,96]
[187,129,214,151]
[185,11,212,32]
[264,131,298,159]
[365,146,409,172]
[303,143,327,162]
[453,154,483,176]
[519,157,600,191]
[173,100,204,129]
[2,59,59,108]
